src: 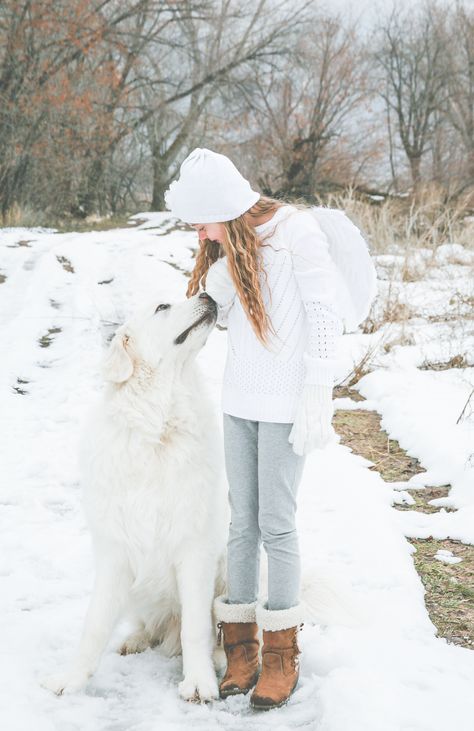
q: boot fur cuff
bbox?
[213,593,257,623]
[256,600,305,631]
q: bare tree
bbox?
[443,1,474,187]
[374,2,446,189]
[0,0,189,216]
[140,0,316,210]
[227,14,369,198]
[0,0,315,216]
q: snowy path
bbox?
[1,217,473,731]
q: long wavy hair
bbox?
[186,194,296,347]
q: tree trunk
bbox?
[151,150,169,211]
[409,155,422,188]
[467,149,474,186]
[0,156,30,218]
[76,157,107,217]
[282,137,319,198]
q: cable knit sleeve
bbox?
[203,255,237,327]
[289,211,344,387]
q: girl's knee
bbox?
[259,525,298,547]
[258,509,296,540]
[228,519,260,544]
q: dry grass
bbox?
[0,203,134,231]
[410,539,474,648]
[333,388,426,482]
[319,184,474,254]
[419,354,470,370]
[334,328,397,390]
[364,299,413,335]
[317,185,474,370]
[4,181,474,248]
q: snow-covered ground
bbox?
[1,213,473,731]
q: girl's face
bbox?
[190,222,226,243]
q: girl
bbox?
[164,147,343,710]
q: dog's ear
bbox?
[102,330,134,383]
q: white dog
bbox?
[42,291,230,702]
[41,290,366,703]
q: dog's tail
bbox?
[214,552,372,629]
[214,552,227,598]
[300,562,372,628]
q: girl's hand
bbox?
[204,256,235,304]
[288,384,337,456]
[204,256,237,327]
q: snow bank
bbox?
[1,218,473,731]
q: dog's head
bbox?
[102,292,217,384]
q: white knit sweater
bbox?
[203,204,344,422]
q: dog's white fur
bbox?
[41,292,230,702]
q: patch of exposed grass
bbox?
[56,255,74,273]
[409,539,474,647]
[38,327,61,348]
[395,486,456,513]
[51,214,134,233]
[166,260,191,277]
[333,403,425,482]
[49,213,194,235]
[7,239,32,248]
[12,377,29,395]
[334,385,366,401]
[419,354,469,370]
[333,386,473,649]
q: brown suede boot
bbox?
[250,600,305,711]
[213,594,260,698]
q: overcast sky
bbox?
[319,0,460,33]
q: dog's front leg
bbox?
[175,553,219,703]
[41,549,133,695]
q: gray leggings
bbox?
[223,412,306,610]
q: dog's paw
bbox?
[40,669,90,695]
[118,629,151,655]
[178,670,219,703]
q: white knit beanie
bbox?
[164,147,260,223]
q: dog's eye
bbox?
[154,304,170,314]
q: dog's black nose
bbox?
[199,291,214,304]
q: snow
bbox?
[353,367,474,542]
[434,550,463,565]
[1,214,473,731]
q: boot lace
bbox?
[292,623,304,671]
[216,621,257,651]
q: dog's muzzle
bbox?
[174,293,217,345]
